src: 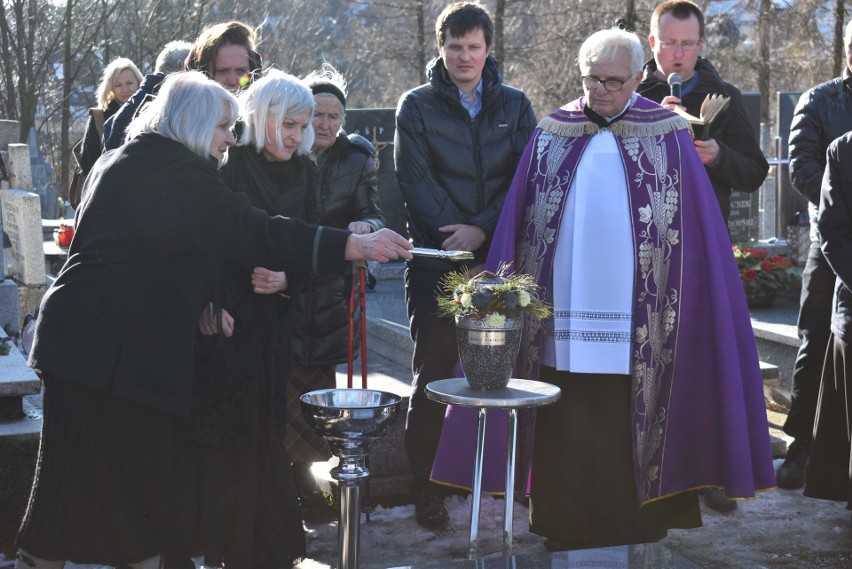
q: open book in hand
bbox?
[671,93,730,140]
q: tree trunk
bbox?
[416,0,427,85]
[623,0,637,32]
[0,3,19,121]
[60,0,75,197]
[757,0,771,123]
[493,0,505,74]
[833,0,846,77]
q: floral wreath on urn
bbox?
[436,262,551,326]
[732,243,796,296]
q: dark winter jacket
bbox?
[817,132,852,341]
[78,99,121,176]
[638,58,768,222]
[789,68,852,243]
[394,55,536,272]
[28,134,349,416]
[291,133,384,366]
[103,73,166,151]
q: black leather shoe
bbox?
[776,438,810,489]
[702,487,737,512]
[415,487,449,528]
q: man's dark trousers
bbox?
[785,244,835,441]
[404,265,458,489]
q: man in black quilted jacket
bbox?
[779,19,852,493]
[637,0,768,225]
[394,1,536,528]
[637,0,769,513]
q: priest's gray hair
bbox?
[127,71,239,160]
[236,69,316,156]
[578,28,645,77]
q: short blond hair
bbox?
[96,57,143,110]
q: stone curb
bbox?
[366,317,412,369]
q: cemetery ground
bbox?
[292,353,851,569]
[1,275,851,568]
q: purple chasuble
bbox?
[431,95,776,504]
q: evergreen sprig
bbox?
[436,262,551,325]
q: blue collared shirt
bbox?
[459,80,484,118]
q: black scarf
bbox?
[222,145,312,217]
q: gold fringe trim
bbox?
[640,483,777,507]
[430,478,507,497]
[538,115,599,137]
[538,113,689,139]
[434,478,777,504]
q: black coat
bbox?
[394,55,536,272]
[789,68,852,241]
[28,134,349,416]
[291,133,384,366]
[819,132,852,342]
[103,73,165,152]
[185,146,315,445]
[638,58,769,222]
[79,100,121,176]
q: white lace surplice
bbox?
[540,130,634,374]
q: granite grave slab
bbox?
[1,189,46,286]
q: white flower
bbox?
[518,290,531,307]
[460,293,473,308]
[486,313,506,327]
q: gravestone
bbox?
[727,93,762,243]
[345,109,406,238]
[0,121,40,549]
[0,154,8,191]
[5,144,33,194]
[0,190,45,286]
[776,92,807,241]
[27,129,59,219]
[0,120,18,149]
[0,123,21,328]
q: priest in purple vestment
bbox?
[430,27,776,549]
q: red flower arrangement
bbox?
[732,244,795,296]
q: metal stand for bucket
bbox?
[300,388,401,569]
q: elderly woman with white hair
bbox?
[166,69,330,569]
[16,71,411,569]
[274,63,384,503]
[77,57,143,177]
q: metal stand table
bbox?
[426,377,561,559]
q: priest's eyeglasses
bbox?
[581,75,629,92]
[657,39,702,51]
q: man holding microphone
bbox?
[637,0,769,513]
[638,0,768,225]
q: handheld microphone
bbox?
[667,72,683,100]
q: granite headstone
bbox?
[0,120,18,149]
[5,144,32,194]
[0,190,45,286]
[727,92,762,243]
[776,91,807,241]
[27,129,59,219]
